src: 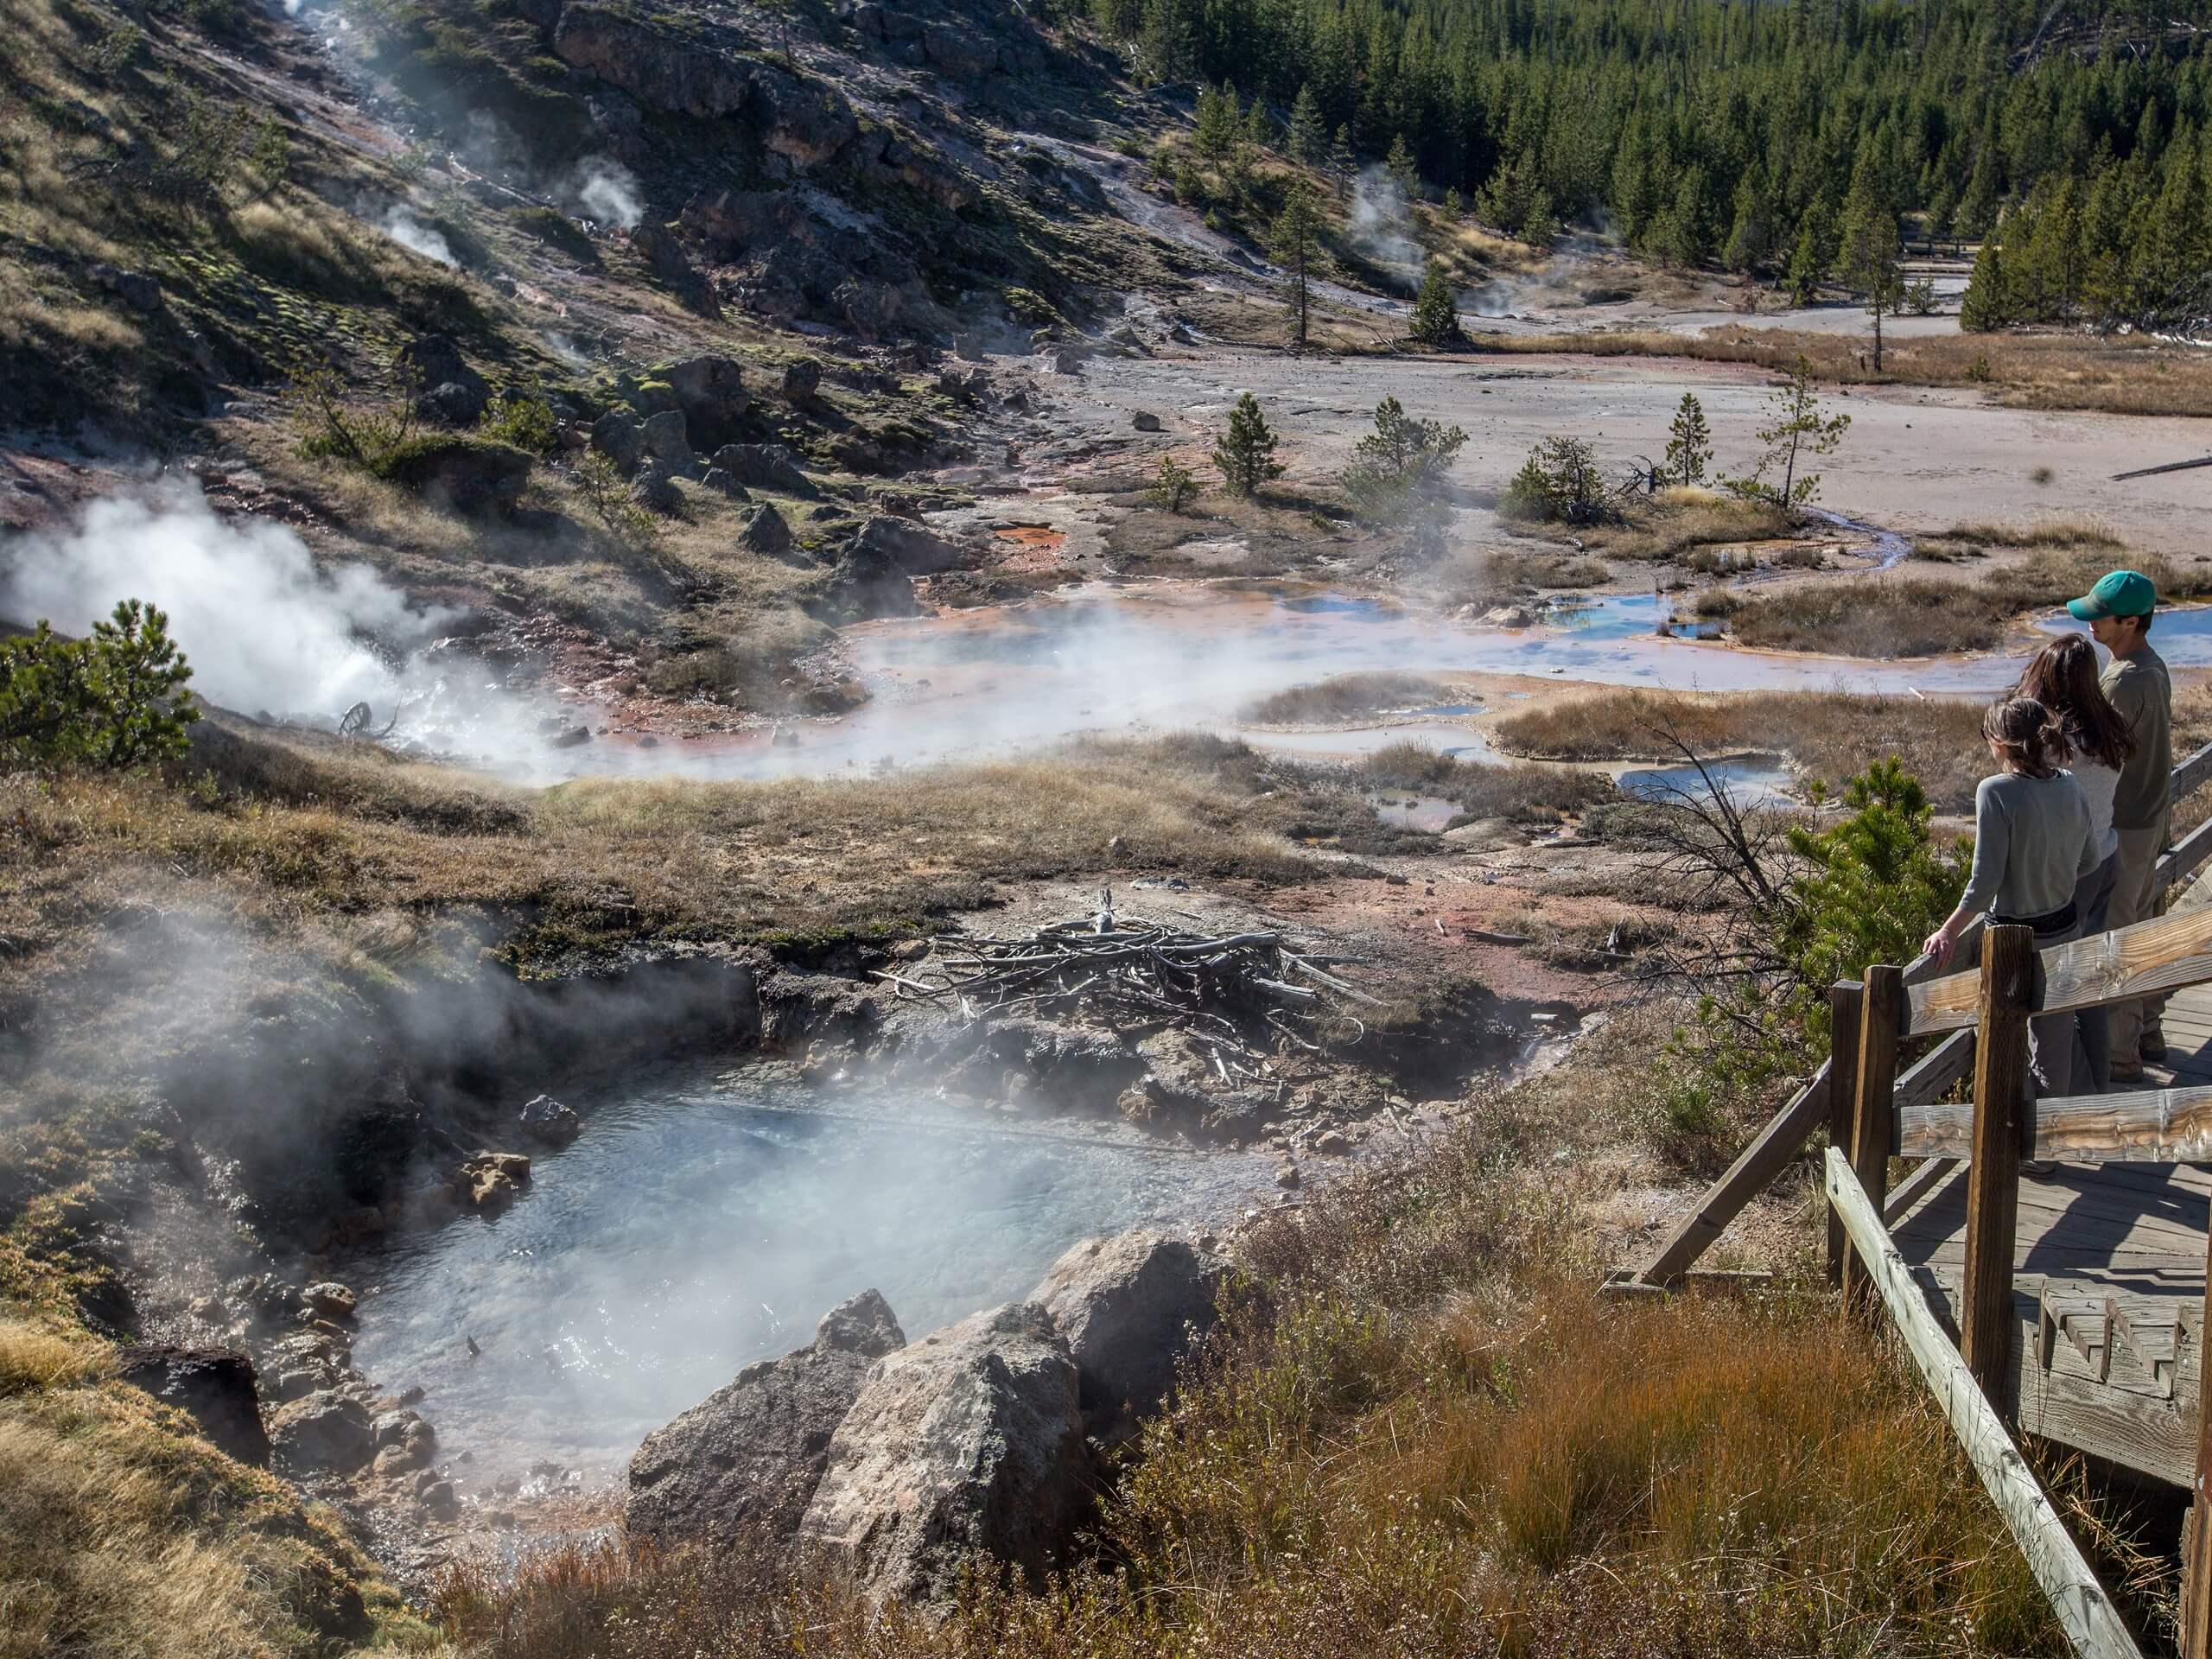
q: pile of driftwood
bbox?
[874,891,1378,1062]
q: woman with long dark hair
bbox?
[2017,635,2135,1088]
[1923,695,2100,1097]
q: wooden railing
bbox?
[1625,738,2212,1294]
[1611,738,2212,1659]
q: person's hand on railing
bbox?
[1922,915,1966,969]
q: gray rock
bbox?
[116,1344,269,1465]
[590,410,645,474]
[781,357,822,403]
[854,514,962,575]
[639,408,694,469]
[303,1282,357,1322]
[554,3,751,117]
[712,442,817,496]
[799,1301,1088,1604]
[700,467,749,499]
[738,502,793,557]
[519,1093,581,1147]
[1028,1230,1230,1439]
[397,335,489,427]
[922,22,999,77]
[1132,410,1163,432]
[662,354,751,448]
[632,222,720,318]
[632,460,683,513]
[681,188,796,257]
[269,1390,375,1474]
[90,263,162,312]
[628,1290,905,1548]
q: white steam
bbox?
[1465,225,1620,320]
[3,487,455,719]
[1347,165,1421,288]
[381,207,457,266]
[0,486,584,778]
[568,157,642,231]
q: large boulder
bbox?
[378,437,531,518]
[1028,1230,1230,1440]
[751,65,857,168]
[639,409,694,470]
[854,514,963,575]
[590,410,645,474]
[116,1343,270,1465]
[712,442,817,497]
[738,502,793,558]
[628,1290,905,1548]
[799,1302,1089,1604]
[781,358,822,404]
[554,4,751,118]
[269,1389,375,1474]
[519,1093,581,1147]
[662,354,751,449]
[632,223,720,318]
[397,335,489,427]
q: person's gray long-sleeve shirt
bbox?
[1959,769,2098,922]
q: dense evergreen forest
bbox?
[1089,0,2212,331]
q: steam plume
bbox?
[569,158,643,231]
[1347,165,1421,288]
[381,207,457,266]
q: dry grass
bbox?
[1492,687,1991,810]
[1237,672,1468,725]
[1356,741,1617,823]
[1575,490,1796,564]
[1476,321,2212,416]
[1727,540,2209,658]
[0,1308,426,1659]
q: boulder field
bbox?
[625,1228,1230,1604]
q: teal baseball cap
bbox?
[2067,569,2158,620]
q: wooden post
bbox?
[1844,963,1901,1314]
[2185,1220,2212,1659]
[1827,980,1865,1287]
[1961,924,2034,1396]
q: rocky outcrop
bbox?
[378,437,531,517]
[639,409,694,469]
[116,1343,270,1465]
[800,1301,1089,1604]
[853,513,963,575]
[681,188,797,258]
[1027,1231,1230,1440]
[269,1389,375,1474]
[553,5,751,118]
[711,442,817,496]
[738,502,793,557]
[632,460,684,513]
[303,1281,357,1322]
[627,1290,906,1548]
[781,358,822,403]
[458,1151,531,1214]
[632,223,720,317]
[662,354,751,449]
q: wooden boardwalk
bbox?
[1887,982,2212,1488]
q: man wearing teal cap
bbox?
[2069,569,2171,1079]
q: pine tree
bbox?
[1409,259,1461,346]
[1136,0,1199,83]
[1664,391,1713,487]
[1270,184,1322,351]
[1785,203,1832,304]
[1958,235,2014,333]
[1385,132,1419,197]
[1193,83,1242,163]
[1836,175,1903,369]
[1214,391,1285,496]
[1730,356,1850,506]
[1287,84,1327,167]
[1329,124,1354,201]
[1722,171,1770,273]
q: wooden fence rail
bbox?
[1825,1147,2145,1659]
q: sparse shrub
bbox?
[571,452,659,546]
[87,22,143,79]
[1902,275,1938,315]
[0,601,199,772]
[1148,454,1198,512]
[248,115,290,188]
[1342,395,1466,522]
[1501,436,1617,525]
[1212,392,1283,497]
[167,92,253,199]
[1966,353,1993,382]
[286,357,420,469]
[478,393,559,455]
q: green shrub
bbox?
[1148,454,1198,512]
[0,603,199,772]
[1342,396,1466,523]
[478,394,559,455]
[1501,436,1617,525]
